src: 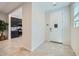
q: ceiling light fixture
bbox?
[53,2,56,6]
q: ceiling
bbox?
[32,2,71,12]
[0,2,23,14]
[0,2,71,14]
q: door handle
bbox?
[50,28,52,32]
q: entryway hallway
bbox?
[0,2,78,56]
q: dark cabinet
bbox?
[11,17,22,38]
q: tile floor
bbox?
[29,41,76,56]
[0,39,76,56]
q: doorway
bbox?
[48,9,63,43]
[46,7,71,45]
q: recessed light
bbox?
[53,2,56,6]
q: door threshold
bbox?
[49,41,63,44]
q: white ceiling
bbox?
[0,2,23,14]
[32,2,71,12]
[0,2,71,14]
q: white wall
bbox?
[71,3,79,55]
[45,12,50,41]
[62,6,71,45]
[32,3,45,51]
[9,7,22,19]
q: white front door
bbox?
[49,10,63,43]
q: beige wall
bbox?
[22,3,32,51]
[71,3,79,55]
